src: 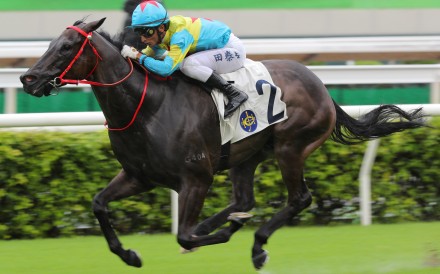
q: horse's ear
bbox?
[83,17,106,33]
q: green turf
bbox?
[2,0,440,11]
[1,222,439,274]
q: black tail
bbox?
[331,100,427,145]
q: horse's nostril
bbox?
[25,76,35,82]
[20,74,37,84]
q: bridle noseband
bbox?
[50,25,134,88]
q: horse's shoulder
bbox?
[131,61,204,89]
[156,70,211,95]
[178,72,211,92]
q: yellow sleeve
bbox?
[141,47,155,57]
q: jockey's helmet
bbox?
[131,1,169,28]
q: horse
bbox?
[20,18,426,270]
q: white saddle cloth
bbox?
[211,59,288,144]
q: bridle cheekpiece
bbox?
[50,25,134,89]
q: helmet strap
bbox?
[156,11,168,44]
[156,25,166,44]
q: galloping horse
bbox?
[20,18,425,270]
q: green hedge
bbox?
[1,118,439,239]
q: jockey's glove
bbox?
[121,45,140,60]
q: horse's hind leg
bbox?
[177,166,258,250]
[252,144,314,270]
[193,152,265,236]
[92,169,153,268]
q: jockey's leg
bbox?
[180,34,248,118]
[205,72,248,118]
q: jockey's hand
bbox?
[121,45,140,60]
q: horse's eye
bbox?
[61,44,72,51]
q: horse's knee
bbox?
[92,194,106,216]
[288,190,312,212]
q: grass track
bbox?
[1,222,440,274]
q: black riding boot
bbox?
[206,72,248,118]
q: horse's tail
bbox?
[330,100,427,145]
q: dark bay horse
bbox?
[20,18,425,270]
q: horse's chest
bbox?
[110,134,151,168]
[109,132,173,176]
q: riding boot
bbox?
[205,72,248,118]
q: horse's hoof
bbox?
[180,247,199,254]
[252,250,269,270]
[126,249,142,268]
[227,212,253,225]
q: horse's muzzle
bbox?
[20,73,54,97]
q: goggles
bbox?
[134,27,155,38]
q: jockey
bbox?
[121,0,248,118]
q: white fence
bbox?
[5,64,440,87]
[2,35,440,109]
[4,64,440,111]
[3,36,440,58]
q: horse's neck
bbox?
[89,42,147,127]
[91,56,165,129]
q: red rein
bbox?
[56,26,148,131]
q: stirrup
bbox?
[224,102,242,118]
[224,97,247,118]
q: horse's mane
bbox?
[73,19,125,51]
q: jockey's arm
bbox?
[138,30,194,77]
[141,46,167,60]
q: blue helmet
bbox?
[131,1,169,28]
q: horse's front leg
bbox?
[92,169,153,267]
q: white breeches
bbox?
[179,34,246,82]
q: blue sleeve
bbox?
[139,55,176,77]
[139,29,194,76]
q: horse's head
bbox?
[20,18,106,97]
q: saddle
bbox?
[210,59,288,144]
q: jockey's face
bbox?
[140,24,165,47]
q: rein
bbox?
[105,74,149,131]
[53,25,149,131]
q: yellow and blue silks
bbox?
[139,16,231,76]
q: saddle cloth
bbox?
[211,59,288,144]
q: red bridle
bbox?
[51,25,135,87]
[53,25,149,131]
